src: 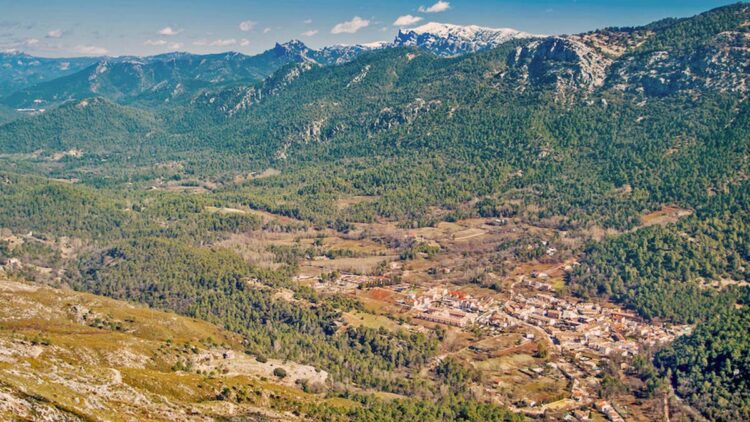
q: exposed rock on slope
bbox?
[608,31,750,96]
[505,37,612,94]
[0,277,327,421]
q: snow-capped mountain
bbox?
[312,42,389,65]
[267,40,388,66]
[394,22,536,57]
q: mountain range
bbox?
[2,3,748,184]
[0,52,99,95]
[393,22,534,56]
[0,22,537,110]
[2,4,748,152]
[4,4,748,114]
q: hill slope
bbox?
[1,48,306,109]
[0,276,322,420]
[2,4,749,229]
[0,52,98,95]
[0,97,160,154]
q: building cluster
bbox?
[594,400,625,422]
[403,287,492,327]
[503,293,687,357]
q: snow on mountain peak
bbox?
[408,22,518,38]
[395,22,537,56]
[360,41,390,49]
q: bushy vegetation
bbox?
[655,307,750,422]
[569,182,750,323]
[74,237,439,393]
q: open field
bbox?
[640,205,692,228]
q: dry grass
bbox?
[640,205,692,228]
[342,311,402,332]
[0,277,347,420]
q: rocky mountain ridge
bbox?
[394,22,535,56]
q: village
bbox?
[2,200,698,421]
[307,250,692,421]
[314,269,689,361]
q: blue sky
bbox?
[0,0,740,57]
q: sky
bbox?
[0,0,741,57]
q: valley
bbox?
[0,186,712,421]
[1,3,750,421]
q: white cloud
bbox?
[393,15,423,26]
[240,39,250,47]
[301,30,318,37]
[193,39,237,47]
[25,38,39,46]
[331,16,370,34]
[145,40,181,49]
[46,29,63,39]
[419,1,450,13]
[239,20,256,32]
[209,39,237,47]
[304,19,313,24]
[263,27,271,34]
[158,26,181,36]
[74,45,108,55]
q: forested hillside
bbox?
[655,307,750,422]
[569,182,750,323]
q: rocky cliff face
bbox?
[502,7,750,98]
[608,31,750,96]
[505,37,612,94]
[193,61,317,116]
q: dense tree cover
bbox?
[74,237,439,393]
[0,172,264,243]
[0,172,135,239]
[3,20,749,231]
[306,394,523,422]
[434,358,481,394]
[205,50,740,230]
[0,105,17,125]
[220,385,522,422]
[0,97,160,154]
[637,2,749,53]
[569,182,750,323]
[655,307,750,422]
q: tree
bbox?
[273,367,288,379]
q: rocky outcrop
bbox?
[373,98,442,130]
[608,31,750,96]
[505,37,612,95]
[195,61,317,116]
